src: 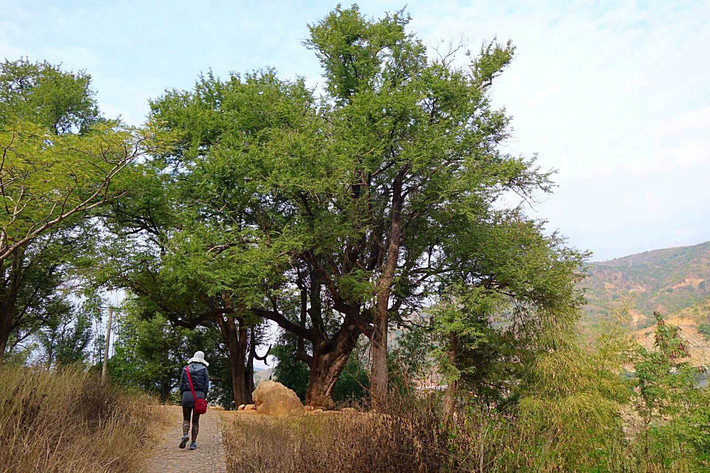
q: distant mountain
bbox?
[253,368,273,384]
[584,241,710,324]
[582,241,710,365]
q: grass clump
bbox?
[222,401,448,473]
[0,364,160,473]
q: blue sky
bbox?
[2,0,709,261]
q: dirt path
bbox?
[145,405,227,473]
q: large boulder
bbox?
[252,380,304,416]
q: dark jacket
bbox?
[180,362,209,407]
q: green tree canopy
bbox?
[0,58,158,361]
[104,5,585,408]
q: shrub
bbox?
[223,318,710,472]
[698,322,710,340]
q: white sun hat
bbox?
[188,351,209,367]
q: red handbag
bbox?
[185,366,208,414]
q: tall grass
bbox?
[0,364,161,473]
[223,399,449,473]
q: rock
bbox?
[238,404,246,411]
[252,380,304,416]
[244,404,256,411]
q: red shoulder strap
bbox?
[185,365,197,400]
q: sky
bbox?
[1,0,709,262]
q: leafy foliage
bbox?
[0,58,98,134]
[431,215,587,403]
[0,58,163,265]
[631,312,710,470]
[36,299,93,367]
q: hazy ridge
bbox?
[583,240,710,364]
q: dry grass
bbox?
[222,402,449,473]
[0,364,163,473]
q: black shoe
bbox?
[179,435,189,449]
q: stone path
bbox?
[145,405,227,473]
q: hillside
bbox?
[584,241,710,324]
[253,367,273,385]
[583,241,710,365]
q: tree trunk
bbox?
[371,166,407,409]
[442,331,459,422]
[0,252,23,363]
[305,325,360,409]
[0,307,12,362]
[217,315,252,407]
[370,310,389,408]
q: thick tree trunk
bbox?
[305,325,360,409]
[442,331,459,422]
[0,253,23,363]
[371,166,407,409]
[217,315,252,407]
[0,309,11,362]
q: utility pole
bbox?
[101,306,114,383]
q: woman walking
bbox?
[179,351,209,450]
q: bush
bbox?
[698,322,710,340]
[0,364,160,473]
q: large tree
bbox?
[0,59,155,264]
[431,215,586,417]
[94,149,273,405]
[112,6,584,408]
[0,58,159,360]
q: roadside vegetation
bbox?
[224,315,709,472]
[0,364,161,473]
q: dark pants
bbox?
[182,406,200,441]
[181,390,204,441]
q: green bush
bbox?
[698,322,710,340]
